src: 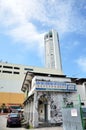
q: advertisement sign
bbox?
[71,109,77,116]
[35,81,76,92]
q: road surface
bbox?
[0,114,63,130]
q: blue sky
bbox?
[0,0,86,78]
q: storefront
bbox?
[21,72,77,128]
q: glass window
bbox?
[24,68,33,71]
[14,67,20,70]
[3,66,13,69]
[13,72,20,74]
[2,71,12,74]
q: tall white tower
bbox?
[44,29,62,72]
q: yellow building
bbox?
[0,92,24,106]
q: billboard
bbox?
[35,81,77,92]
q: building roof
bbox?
[71,78,86,84]
[21,70,66,92]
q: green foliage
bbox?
[1,103,6,109]
[29,125,33,129]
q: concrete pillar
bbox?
[33,92,39,128]
[27,102,29,122]
[24,104,26,120]
[28,101,30,121]
[48,101,51,122]
[26,102,28,122]
[30,100,33,124]
[29,101,32,123]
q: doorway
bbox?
[44,103,48,122]
[38,99,48,123]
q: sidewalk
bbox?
[29,126,63,130]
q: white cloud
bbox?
[0,0,86,32]
[76,57,86,72]
[0,0,86,54]
[8,23,39,44]
[0,0,47,52]
[0,0,48,26]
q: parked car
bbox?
[6,113,21,127]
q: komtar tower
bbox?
[44,29,63,73]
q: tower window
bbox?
[49,32,52,38]
[49,34,52,38]
[44,34,48,40]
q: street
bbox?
[0,115,63,130]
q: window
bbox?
[49,33,52,38]
[44,34,48,40]
[13,72,20,74]
[14,67,20,70]
[0,65,2,68]
[3,66,13,69]
[2,71,12,74]
[24,68,33,71]
[81,102,84,106]
[49,31,53,38]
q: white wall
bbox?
[76,83,86,106]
